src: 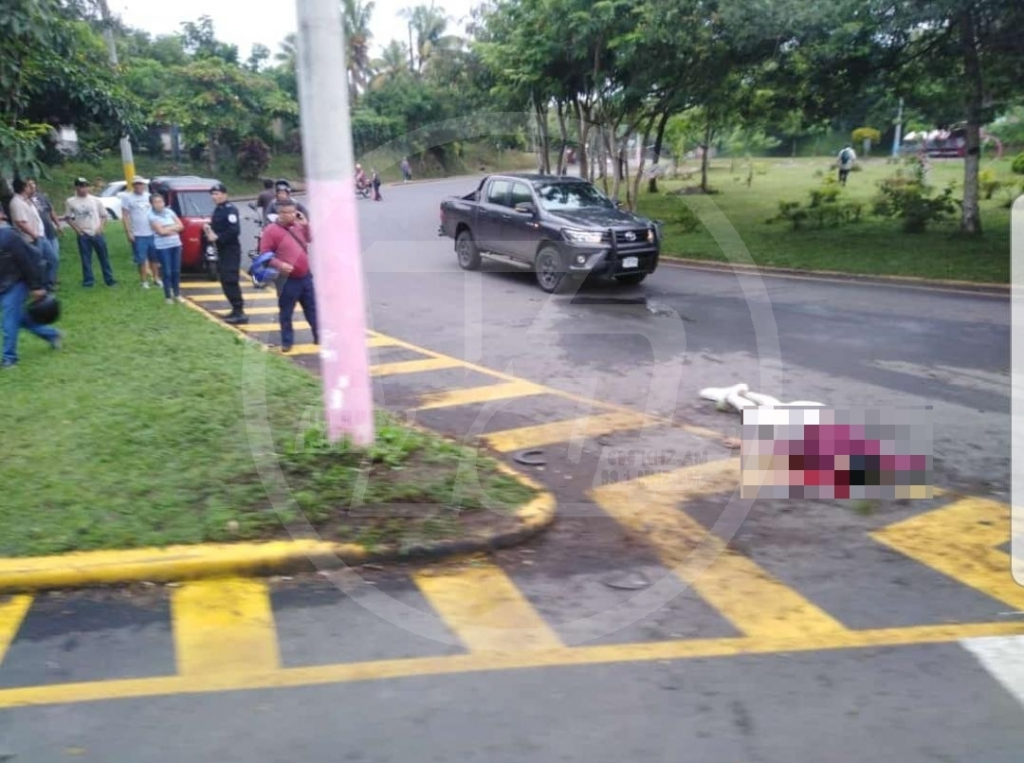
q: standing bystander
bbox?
[65,178,116,287]
[256,178,276,224]
[120,176,162,289]
[204,182,247,324]
[258,199,318,353]
[9,179,57,293]
[149,193,185,304]
[30,180,63,290]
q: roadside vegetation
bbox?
[0,234,535,558]
[4,1,1020,282]
[640,156,1014,283]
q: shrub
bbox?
[767,177,860,230]
[979,169,1003,200]
[852,127,881,145]
[767,200,810,230]
[852,127,882,154]
[236,136,271,180]
[1012,152,1024,176]
[871,171,958,233]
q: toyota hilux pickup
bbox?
[438,174,660,293]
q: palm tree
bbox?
[342,0,375,102]
[275,32,298,74]
[369,40,410,89]
[399,2,453,74]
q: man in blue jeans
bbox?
[258,199,318,353]
[65,177,116,287]
[0,210,61,369]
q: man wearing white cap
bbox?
[120,176,162,288]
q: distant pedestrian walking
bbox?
[372,169,382,201]
[400,157,412,182]
[258,199,317,353]
[837,145,856,185]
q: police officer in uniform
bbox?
[203,182,247,324]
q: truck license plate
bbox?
[622,256,639,269]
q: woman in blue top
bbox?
[148,194,184,303]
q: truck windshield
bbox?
[535,183,614,211]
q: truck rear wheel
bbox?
[456,230,481,271]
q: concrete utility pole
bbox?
[294,0,376,446]
[96,0,136,185]
[892,97,904,158]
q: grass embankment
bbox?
[638,156,1016,283]
[0,231,534,558]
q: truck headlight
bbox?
[562,228,603,244]
[647,228,655,243]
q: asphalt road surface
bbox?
[0,175,1017,762]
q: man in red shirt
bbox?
[257,199,318,353]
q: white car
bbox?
[98,180,127,220]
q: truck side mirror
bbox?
[514,202,536,216]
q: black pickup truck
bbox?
[438,174,660,293]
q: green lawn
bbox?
[0,231,534,557]
[638,156,1017,283]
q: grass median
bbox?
[0,230,535,558]
[639,156,1014,283]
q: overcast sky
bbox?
[112,0,478,61]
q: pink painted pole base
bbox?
[307,178,375,446]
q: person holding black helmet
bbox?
[203,182,247,324]
[0,208,62,369]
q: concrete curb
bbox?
[661,256,1010,295]
[0,463,554,593]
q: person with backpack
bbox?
[0,208,62,369]
[837,145,856,185]
[257,198,318,353]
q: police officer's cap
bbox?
[210,182,228,193]
[275,179,291,192]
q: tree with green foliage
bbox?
[0,0,141,191]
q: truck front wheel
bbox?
[456,230,482,271]
[534,246,574,294]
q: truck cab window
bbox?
[486,180,511,207]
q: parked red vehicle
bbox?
[148,176,223,279]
